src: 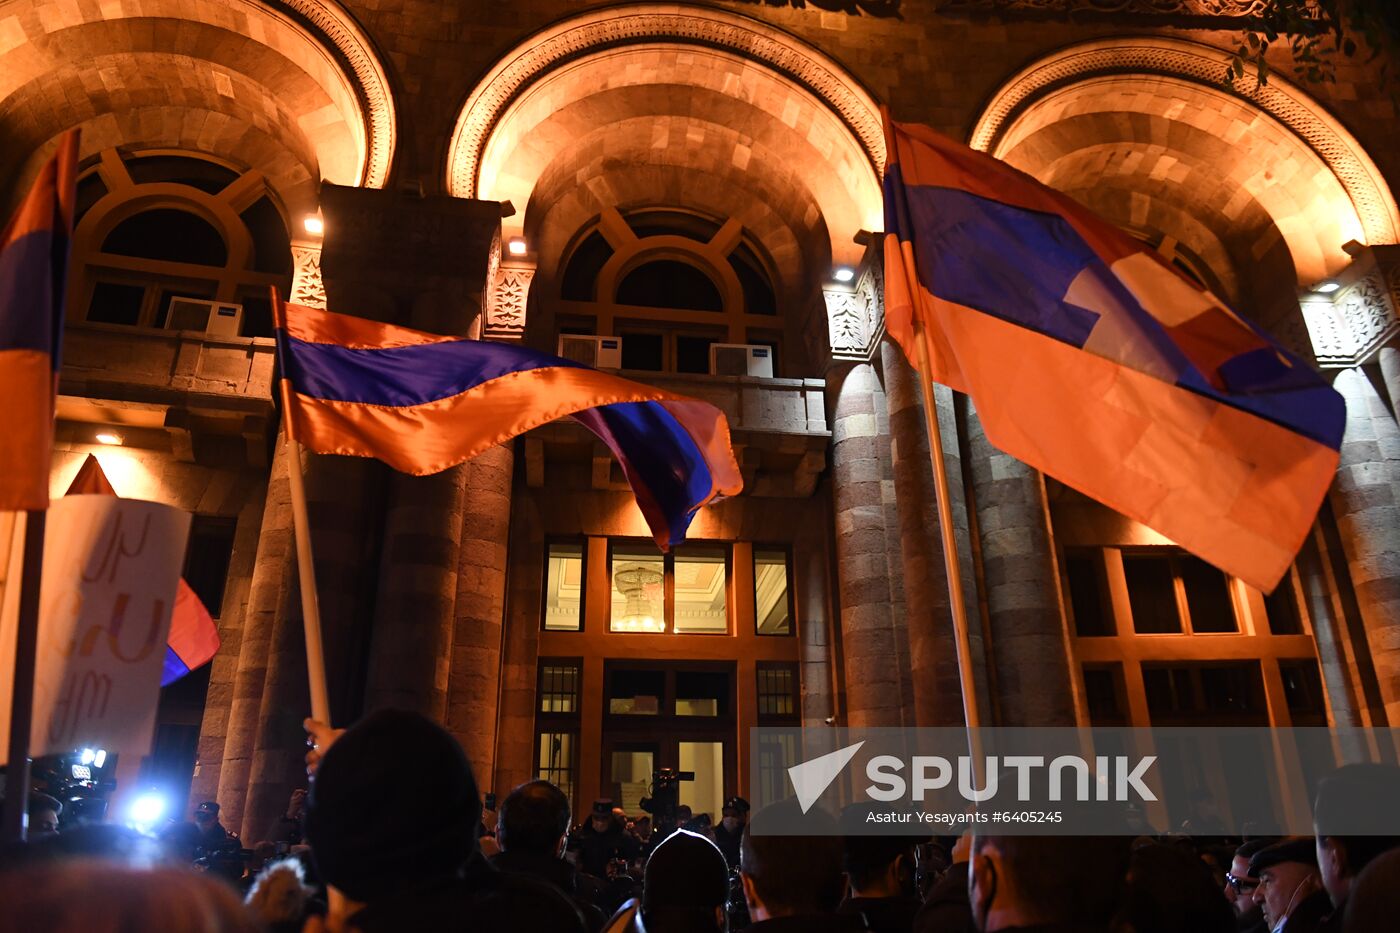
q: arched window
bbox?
[557,207,781,375]
[72,150,293,337]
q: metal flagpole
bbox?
[272,287,331,725]
[284,435,332,725]
[2,510,46,841]
[911,320,983,733]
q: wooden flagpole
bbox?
[272,288,331,725]
[2,510,46,841]
[912,320,983,733]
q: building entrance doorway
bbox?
[601,660,735,820]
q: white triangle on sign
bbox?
[787,741,864,814]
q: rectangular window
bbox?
[1279,658,1327,726]
[679,741,724,819]
[1124,555,1181,633]
[1180,557,1237,633]
[544,542,585,631]
[1081,664,1127,726]
[608,668,664,715]
[183,516,237,619]
[610,545,665,633]
[1142,661,1268,726]
[1265,576,1303,635]
[673,546,727,634]
[537,731,576,798]
[620,331,664,371]
[539,663,581,714]
[675,670,728,717]
[87,281,147,326]
[754,548,792,635]
[757,663,799,721]
[1064,550,1113,637]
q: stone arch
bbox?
[0,0,396,219]
[969,36,1400,349]
[971,36,1398,278]
[446,3,885,283]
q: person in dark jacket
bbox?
[969,832,1130,932]
[838,832,922,933]
[578,798,642,881]
[1226,839,1278,933]
[490,779,607,932]
[712,797,749,868]
[1248,839,1331,933]
[1312,764,1400,932]
[605,829,731,933]
[740,803,868,933]
[302,709,586,933]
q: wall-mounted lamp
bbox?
[303,216,324,236]
[95,432,124,446]
[507,236,528,257]
[1314,280,1341,294]
[833,266,855,283]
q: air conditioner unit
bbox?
[556,334,622,369]
[710,343,774,378]
[166,297,243,336]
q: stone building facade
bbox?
[3,0,1399,834]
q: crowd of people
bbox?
[1,709,1398,933]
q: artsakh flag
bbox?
[882,116,1345,592]
[273,296,742,550]
[65,454,221,685]
[0,130,78,511]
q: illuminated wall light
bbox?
[833,266,855,283]
[1314,280,1341,294]
[95,431,124,446]
[507,236,528,256]
[304,215,324,235]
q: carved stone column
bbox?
[828,361,913,727]
[1299,246,1400,722]
[963,401,1078,727]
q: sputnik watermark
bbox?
[787,741,1156,814]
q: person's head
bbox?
[193,801,220,827]
[27,792,62,838]
[245,857,314,930]
[1225,838,1277,925]
[1114,843,1234,933]
[741,804,844,920]
[497,780,571,858]
[676,805,693,825]
[642,829,730,932]
[590,799,614,833]
[968,834,1130,932]
[843,834,917,899]
[721,797,749,834]
[305,708,480,904]
[1313,763,1400,908]
[0,858,261,932]
[1249,838,1321,932]
[1343,847,1400,933]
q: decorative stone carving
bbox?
[1300,247,1400,368]
[269,0,396,188]
[969,36,1400,247]
[735,0,900,14]
[447,4,884,198]
[290,245,325,309]
[486,260,535,341]
[942,0,1268,15]
[826,250,884,362]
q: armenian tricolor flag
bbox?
[273,297,742,550]
[0,130,79,511]
[64,455,222,685]
[882,117,1344,592]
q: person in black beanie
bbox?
[303,708,585,932]
[604,828,730,933]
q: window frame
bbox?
[752,543,796,638]
[540,537,589,633]
[606,538,732,636]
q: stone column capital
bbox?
[824,241,884,364]
[1300,245,1400,368]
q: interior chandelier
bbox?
[614,563,664,632]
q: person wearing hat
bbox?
[603,829,731,933]
[577,797,641,882]
[713,796,749,868]
[160,799,233,863]
[1249,838,1332,933]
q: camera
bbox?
[638,767,694,832]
